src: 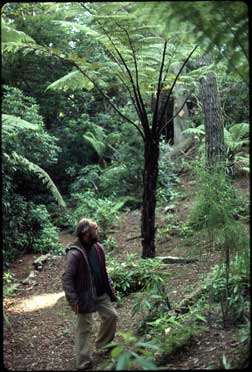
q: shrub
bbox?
[107,254,169,301]
[71,191,125,239]
[188,162,247,247]
[204,250,250,325]
[3,201,63,262]
[25,204,63,254]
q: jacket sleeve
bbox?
[62,250,80,305]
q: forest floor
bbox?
[3,171,250,371]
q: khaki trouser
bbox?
[75,293,118,370]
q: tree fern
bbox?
[228,123,249,141]
[2,114,40,133]
[45,70,94,92]
[83,132,106,157]
[10,152,66,208]
[2,113,66,208]
[1,19,35,44]
[135,2,248,84]
[183,123,249,152]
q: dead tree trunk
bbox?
[200,72,225,167]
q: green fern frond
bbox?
[182,125,205,136]
[83,132,106,157]
[1,20,35,44]
[228,123,249,141]
[2,114,40,133]
[46,70,94,92]
[11,152,66,208]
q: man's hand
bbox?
[71,304,79,314]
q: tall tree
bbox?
[2,2,200,258]
[200,72,225,168]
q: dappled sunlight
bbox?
[7,291,65,313]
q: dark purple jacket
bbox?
[62,239,116,313]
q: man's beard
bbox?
[90,236,98,244]
[80,235,98,248]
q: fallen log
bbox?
[174,286,207,314]
[156,256,199,264]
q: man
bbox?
[62,218,118,370]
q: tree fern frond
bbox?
[10,152,66,208]
[45,70,94,92]
[1,20,35,44]
[182,125,205,136]
[228,123,249,141]
[83,132,106,157]
[2,114,40,132]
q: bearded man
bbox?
[62,218,118,370]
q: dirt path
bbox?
[3,173,249,370]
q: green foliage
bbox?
[187,161,249,327]
[239,319,250,349]
[3,200,63,262]
[69,121,144,207]
[2,86,65,262]
[70,164,102,194]
[188,162,247,239]
[70,191,125,239]
[107,254,168,301]
[137,2,248,83]
[220,81,249,127]
[9,152,66,208]
[156,141,181,205]
[142,303,207,362]
[26,204,64,255]
[107,331,160,370]
[2,85,61,169]
[46,69,94,92]
[102,236,118,253]
[1,18,35,47]
[3,271,20,297]
[204,250,250,324]
[2,85,65,262]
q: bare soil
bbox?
[3,172,250,370]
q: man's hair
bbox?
[75,218,97,239]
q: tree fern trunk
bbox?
[200,72,225,167]
[141,138,159,258]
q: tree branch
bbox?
[63,57,145,140]
[152,40,167,133]
[116,23,150,135]
[160,42,179,90]
[79,2,148,133]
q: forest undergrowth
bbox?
[3,170,250,371]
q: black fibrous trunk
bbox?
[141,138,160,258]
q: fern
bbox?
[83,132,106,157]
[182,125,205,136]
[10,152,66,208]
[45,70,94,92]
[183,123,249,153]
[135,2,248,83]
[228,123,249,141]
[1,20,35,44]
[2,114,40,133]
[2,113,66,207]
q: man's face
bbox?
[80,223,99,246]
[87,224,99,244]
